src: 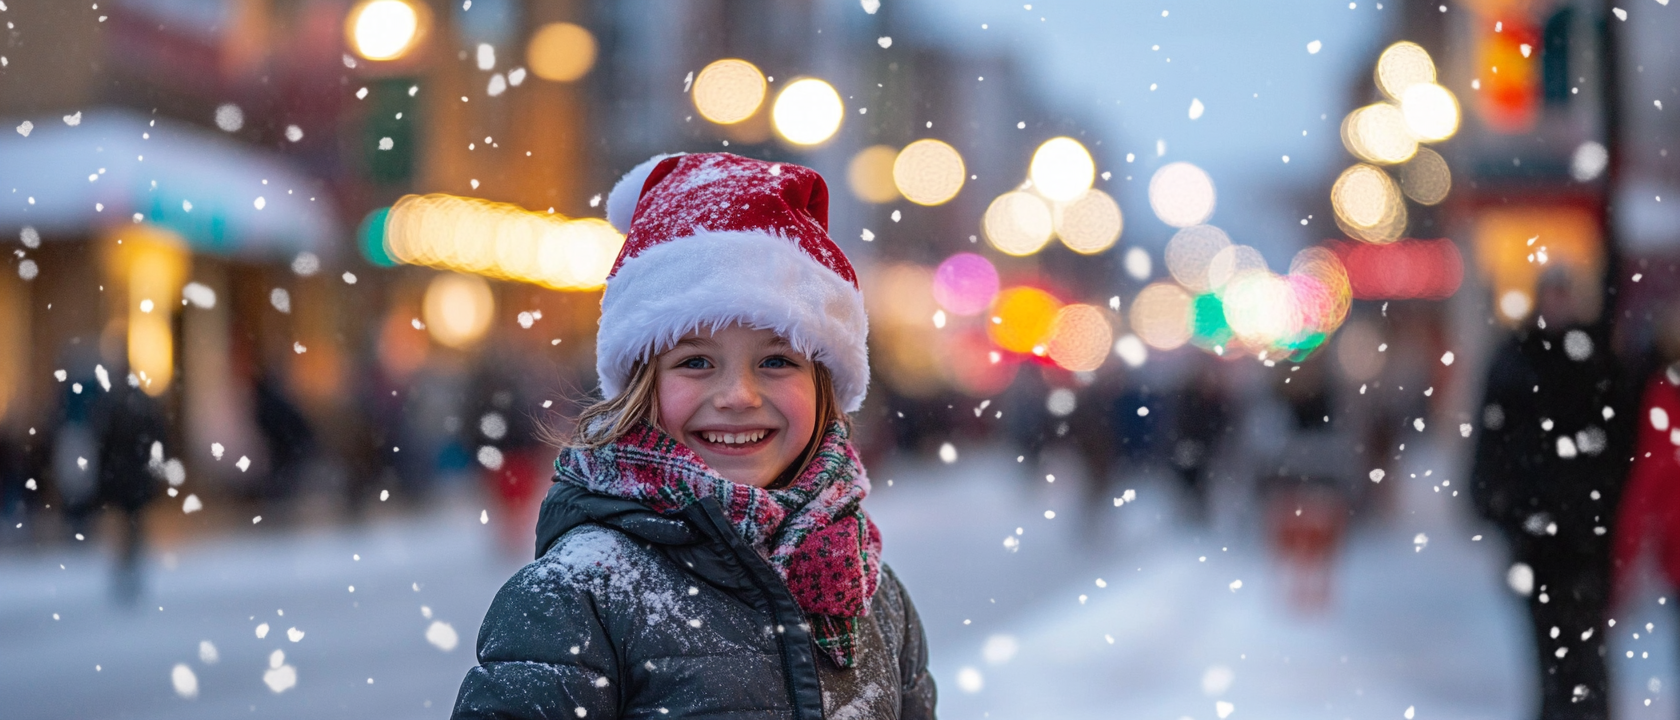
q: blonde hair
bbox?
[568,356,845,486]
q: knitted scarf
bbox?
[553,420,882,668]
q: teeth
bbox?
[703,430,767,445]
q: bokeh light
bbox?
[422,273,495,349]
[1375,40,1436,101]
[1046,304,1113,372]
[1329,238,1462,300]
[1341,103,1418,165]
[1148,162,1216,228]
[1055,189,1123,254]
[771,78,843,145]
[848,145,901,204]
[1288,247,1352,331]
[1190,293,1233,350]
[347,0,424,62]
[983,191,1054,256]
[1400,83,1459,142]
[1029,137,1096,202]
[1129,282,1194,350]
[1331,163,1407,244]
[1206,244,1268,292]
[988,287,1062,355]
[385,194,625,290]
[526,23,597,82]
[1399,147,1451,205]
[893,139,967,206]
[1165,224,1232,294]
[933,253,1000,316]
[693,59,767,125]
[1222,271,1300,347]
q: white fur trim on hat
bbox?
[597,229,870,413]
[606,153,683,233]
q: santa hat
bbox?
[597,153,870,412]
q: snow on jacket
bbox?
[451,482,937,719]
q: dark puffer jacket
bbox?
[452,482,937,719]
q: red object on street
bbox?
[1614,374,1680,601]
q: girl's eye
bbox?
[677,356,711,370]
[761,356,797,369]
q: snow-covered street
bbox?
[3,446,1677,719]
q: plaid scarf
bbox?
[553,420,882,668]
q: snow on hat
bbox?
[597,152,870,412]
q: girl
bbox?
[452,153,937,719]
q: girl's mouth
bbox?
[697,429,776,453]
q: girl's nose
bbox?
[712,366,763,410]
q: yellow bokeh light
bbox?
[1046,304,1113,372]
[1164,224,1231,294]
[526,23,597,82]
[982,191,1054,256]
[848,145,901,204]
[1400,147,1451,206]
[693,59,767,125]
[1331,163,1408,244]
[988,287,1062,355]
[1029,137,1095,202]
[771,78,844,146]
[1129,282,1194,351]
[386,194,625,291]
[893,139,966,206]
[1148,162,1216,228]
[1400,83,1460,142]
[1055,189,1123,255]
[347,0,424,62]
[1341,103,1418,165]
[423,273,495,349]
[119,228,189,396]
[1375,41,1436,101]
[1206,244,1268,292]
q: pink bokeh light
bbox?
[932,253,1001,316]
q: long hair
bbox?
[566,358,845,486]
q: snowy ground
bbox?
[2,443,1677,719]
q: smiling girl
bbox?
[452,153,936,719]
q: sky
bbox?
[896,0,1393,266]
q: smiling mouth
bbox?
[698,429,774,448]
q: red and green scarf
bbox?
[553,420,882,668]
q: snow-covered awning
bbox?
[0,108,340,260]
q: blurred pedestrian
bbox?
[253,371,315,512]
[1471,268,1630,719]
[1168,356,1232,523]
[91,373,170,604]
[454,154,934,719]
[470,355,550,555]
[51,360,103,536]
[1264,355,1352,612]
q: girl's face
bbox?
[656,324,819,488]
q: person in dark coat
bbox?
[254,371,315,508]
[1471,269,1631,719]
[453,154,935,719]
[91,374,171,603]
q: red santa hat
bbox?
[598,153,870,412]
